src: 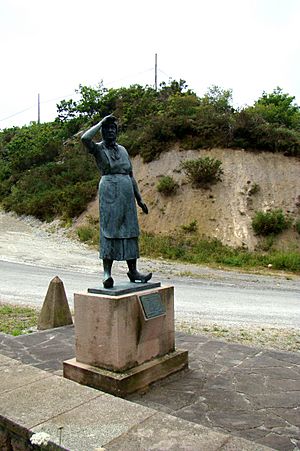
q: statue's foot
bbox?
[127,271,152,283]
[103,276,114,288]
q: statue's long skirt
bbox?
[99,174,139,261]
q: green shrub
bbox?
[252,209,291,236]
[232,108,300,156]
[77,225,97,243]
[157,176,178,195]
[181,157,223,187]
[252,87,300,129]
[181,220,198,233]
[295,219,300,235]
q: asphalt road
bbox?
[1,259,299,329]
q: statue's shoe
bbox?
[103,276,114,288]
[127,271,152,283]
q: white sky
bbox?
[1,0,300,129]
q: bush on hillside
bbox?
[232,109,300,155]
[181,157,223,187]
[181,220,198,233]
[1,140,98,221]
[252,209,291,236]
[157,176,179,195]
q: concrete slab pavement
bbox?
[1,326,299,449]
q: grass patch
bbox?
[77,215,99,246]
[0,303,38,336]
[140,232,300,273]
[76,222,300,273]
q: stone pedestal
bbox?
[64,285,188,396]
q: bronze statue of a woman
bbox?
[81,115,152,288]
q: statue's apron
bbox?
[99,173,139,239]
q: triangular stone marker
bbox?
[38,276,73,330]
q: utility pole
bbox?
[155,53,158,91]
[38,93,40,124]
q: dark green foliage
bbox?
[231,87,300,155]
[232,109,300,155]
[0,124,98,221]
[157,176,178,195]
[181,157,223,187]
[0,122,62,175]
[252,87,300,129]
[252,209,291,236]
[56,82,300,161]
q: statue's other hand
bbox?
[138,201,148,214]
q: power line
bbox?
[0,65,165,125]
[158,68,172,78]
[0,105,35,122]
[0,92,80,124]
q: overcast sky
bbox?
[1,0,300,129]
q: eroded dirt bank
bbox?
[78,147,300,251]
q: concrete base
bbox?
[63,350,188,397]
[73,286,176,372]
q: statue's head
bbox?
[100,115,117,142]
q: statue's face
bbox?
[102,124,117,142]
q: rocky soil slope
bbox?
[77,147,300,251]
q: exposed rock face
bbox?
[76,148,300,251]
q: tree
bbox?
[200,85,234,113]
[56,82,107,121]
[253,87,300,129]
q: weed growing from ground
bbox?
[157,176,179,195]
[181,220,198,233]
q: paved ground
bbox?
[0,327,299,450]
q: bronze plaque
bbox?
[139,292,166,320]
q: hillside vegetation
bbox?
[0,80,300,272]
